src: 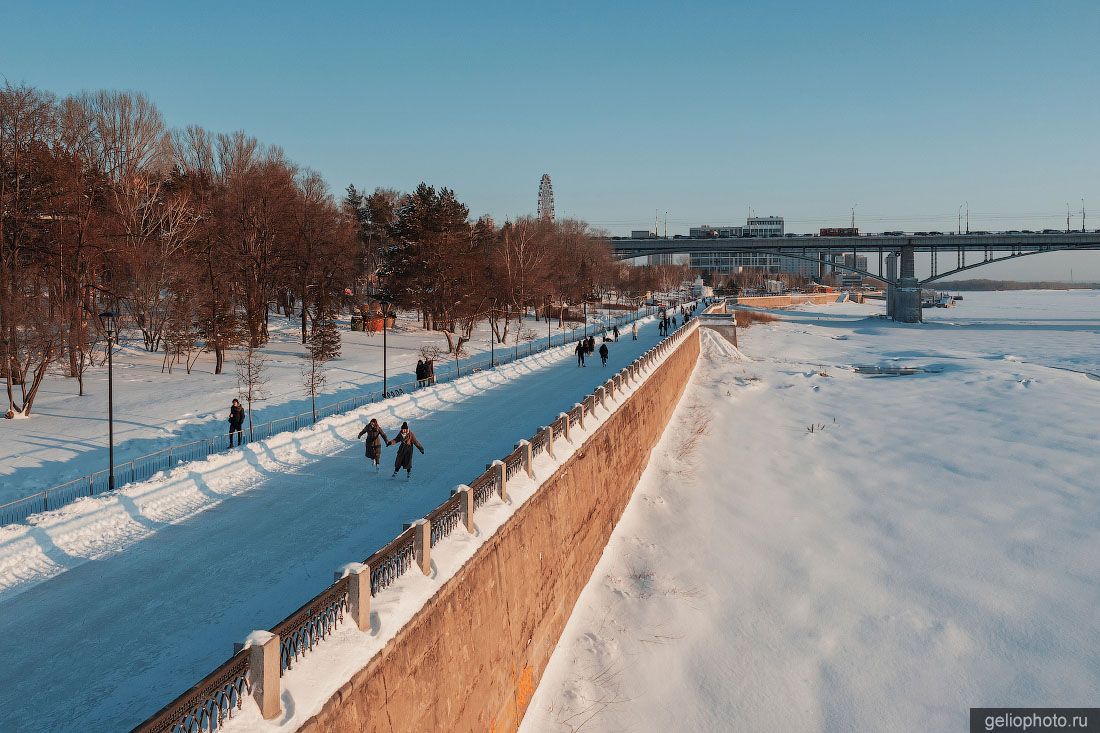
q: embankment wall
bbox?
[731,293,842,308]
[299,328,701,733]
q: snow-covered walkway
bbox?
[0,320,664,732]
[523,293,1100,733]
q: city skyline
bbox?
[5,0,1098,277]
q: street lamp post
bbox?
[489,300,495,368]
[381,302,389,395]
[98,311,117,492]
[583,302,588,340]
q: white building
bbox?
[746,216,784,238]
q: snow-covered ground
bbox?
[0,311,611,504]
[0,314,666,732]
[523,291,1100,732]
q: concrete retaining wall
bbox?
[731,293,841,308]
[298,329,701,733]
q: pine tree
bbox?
[308,308,342,361]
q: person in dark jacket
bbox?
[227,399,245,448]
[599,342,609,366]
[415,360,427,388]
[389,421,424,478]
[612,325,619,341]
[356,418,390,471]
[575,340,586,366]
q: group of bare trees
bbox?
[1,83,359,416]
[2,81,681,419]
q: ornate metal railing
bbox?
[568,406,582,427]
[471,471,499,509]
[132,651,251,733]
[530,429,548,457]
[366,527,417,596]
[427,494,463,548]
[273,577,350,673]
[504,449,525,481]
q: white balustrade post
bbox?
[334,562,372,632]
[492,459,508,502]
[242,631,281,720]
[541,425,555,460]
[413,519,431,575]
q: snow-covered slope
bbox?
[523,292,1100,733]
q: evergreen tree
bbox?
[308,307,341,361]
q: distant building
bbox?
[747,216,784,238]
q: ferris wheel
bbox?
[538,173,555,221]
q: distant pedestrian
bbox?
[632,322,638,340]
[672,316,678,329]
[426,359,436,385]
[415,359,427,388]
[575,340,586,366]
[612,325,619,341]
[227,399,245,448]
[599,342,609,366]
[587,336,596,354]
[356,418,390,472]
[389,421,424,478]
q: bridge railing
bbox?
[131,311,700,733]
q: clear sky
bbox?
[4,0,1099,278]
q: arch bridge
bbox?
[611,232,1100,322]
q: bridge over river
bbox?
[612,232,1100,322]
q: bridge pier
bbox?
[885,253,897,319]
[894,245,922,323]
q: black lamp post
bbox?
[98,311,117,491]
[381,302,389,395]
[583,302,587,340]
[489,298,495,368]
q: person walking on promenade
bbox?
[415,359,427,388]
[671,315,678,330]
[632,322,639,340]
[612,325,620,341]
[599,342,609,366]
[575,339,586,366]
[357,418,390,472]
[389,421,424,479]
[227,399,245,448]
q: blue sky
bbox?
[4,0,1099,278]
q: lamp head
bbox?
[98,311,118,339]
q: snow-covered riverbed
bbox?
[523,291,1100,733]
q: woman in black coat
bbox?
[228,399,245,448]
[356,418,390,471]
[389,421,424,478]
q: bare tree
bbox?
[235,343,268,441]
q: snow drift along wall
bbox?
[731,293,842,308]
[298,327,701,733]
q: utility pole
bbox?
[958,204,963,235]
[1067,203,1071,234]
[664,211,668,238]
[965,202,969,234]
[1082,199,1086,232]
[851,204,857,230]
